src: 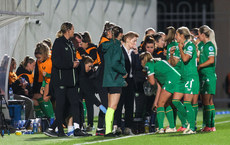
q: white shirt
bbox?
[123,45,133,78]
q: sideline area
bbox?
[1,110,230,145]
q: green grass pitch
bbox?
[1,110,230,145]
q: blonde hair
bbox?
[43,38,52,49]
[20,56,35,68]
[199,25,217,55]
[140,51,153,66]
[34,42,50,60]
[176,26,192,40]
[165,26,176,44]
[56,22,73,38]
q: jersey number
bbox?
[185,79,194,90]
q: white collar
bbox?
[123,45,133,55]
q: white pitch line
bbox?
[197,120,230,127]
[74,120,230,145]
[74,133,154,145]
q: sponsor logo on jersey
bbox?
[65,47,68,51]
[209,46,214,51]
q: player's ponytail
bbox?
[199,25,217,56]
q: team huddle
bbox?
[140,25,216,134]
[8,21,217,137]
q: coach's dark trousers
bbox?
[54,85,80,134]
[114,78,135,128]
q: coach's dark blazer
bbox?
[121,46,140,79]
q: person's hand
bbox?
[178,42,184,50]
[40,87,44,95]
[73,59,80,68]
[170,46,176,55]
[43,71,47,77]
[123,73,128,78]
[197,65,201,71]
[20,81,27,89]
[152,102,157,111]
[133,46,138,54]
[24,89,29,96]
[43,96,50,102]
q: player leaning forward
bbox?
[140,52,182,133]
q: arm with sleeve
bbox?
[111,43,127,76]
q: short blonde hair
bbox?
[122,31,139,43]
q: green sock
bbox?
[210,104,215,127]
[34,105,45,118]
[172,99,187,128]
[202,105,206,127]
[157,107,165,129]
[155,115,159,128]
[177,111,187,128]
[173,108,177,126]
[105,107,115,134]
[38,98,55,118]
[193,103,198,122]
[204,105,212,127]
[165,106,175,128]
[184,101,195,131]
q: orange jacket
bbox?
[17,73,34,84]
[37,56,52,84]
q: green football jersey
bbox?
[199,41,216,76]
[166,41,180,60]
[166,41,182,74]
[197,41,204,52]
[145,60,181,85]
[181,41,198,79]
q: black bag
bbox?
[143,81,158,96]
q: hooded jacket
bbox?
[102,39,127,87]
[15,65,34,98]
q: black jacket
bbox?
[16,65,33,98]
[51,36,78,87]
[152,47,166,60]
[122,46,139,79]
[122,46,146,92]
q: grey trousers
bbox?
[14,94,35,120]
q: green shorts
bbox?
[174,80,185,94]
[183,76,199,95]
[200,76,216,95]
[162,79,179,94]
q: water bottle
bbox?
[9,87,14,100]
[21,104,25,120]
[144,119,149,133]
[33,120,38,133]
